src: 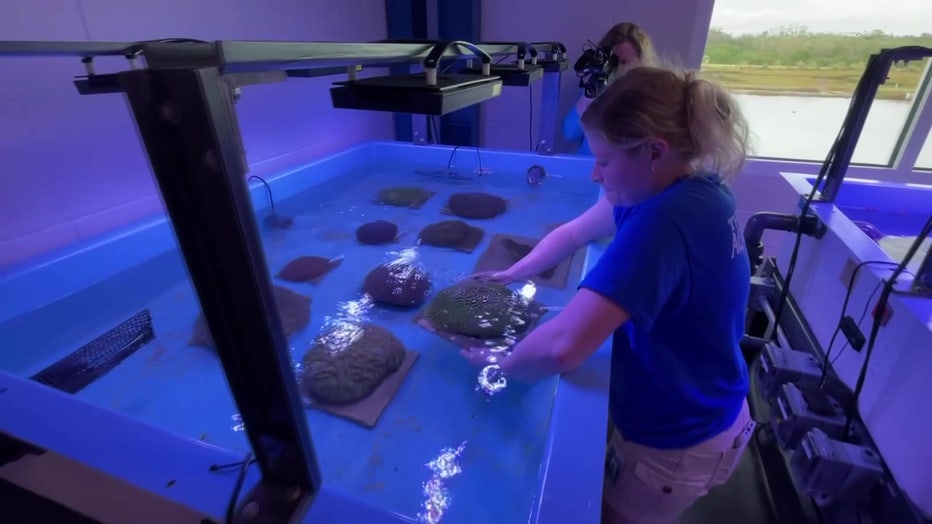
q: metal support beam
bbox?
[437,0,481,146]
[819,45,932,202]
[535,71,563,155]
[118,66,320,523]
[386,0,428,141]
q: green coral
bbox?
[300,323,405,406]
[376,187,433,208]
[424,280,532,339]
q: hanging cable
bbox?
[770,52,885,340]
[208,451,256,524]
[247,176,275,213]
[818,260,901,388]
[843,215,932,439]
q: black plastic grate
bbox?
[30,309,155,394]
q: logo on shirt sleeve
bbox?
[728,214,746,259]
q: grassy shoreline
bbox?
[700,64,924,100]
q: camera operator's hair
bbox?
[581,66,751,182]
[598,22,656,67]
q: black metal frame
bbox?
[118,66,320,521]
[376,40,561,88]
[818,46,932,203]
[0,37,555,522]
[744,258,930,524]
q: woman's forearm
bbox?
[505,225,582,281]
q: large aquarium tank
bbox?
[0,141,604,523]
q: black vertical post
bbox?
[438,0,481,146]
[386,0,428,141]
[118,67,320,522]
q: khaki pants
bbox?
[602,400,755,524]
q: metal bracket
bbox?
[232,481,314,524]
[817,45,932,203]
[749,276,777,310]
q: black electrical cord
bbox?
[443,144,484,176]
[770,57,882,340]
[209,452,255,524]
[828,280,882,366]
[446,145,460,171]
[843,215,932,439]
[247,175,275,212]
[829,264,916,370]
[818,260,901,388]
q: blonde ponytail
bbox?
[684,71,751,182]
[582,66,752,183]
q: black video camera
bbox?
[573,41,618,98]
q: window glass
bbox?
[702,1,932,166]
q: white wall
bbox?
[0,0,393,270]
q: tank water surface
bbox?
[3,156,598,524]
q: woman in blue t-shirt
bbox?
[562,22,656,155]
[467,66,755,523]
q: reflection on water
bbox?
[317,294,373,354]
[468,281,539,395]
[231,413,245,432]
[517,281,537,302]
[418,441,468,524]
[477,364,508,396]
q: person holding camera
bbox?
[466,64,755,523]
[562,22,656,155]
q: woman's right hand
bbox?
[468,269,517,286]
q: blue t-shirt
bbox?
[561,105,592,156]
[579,174,750,449]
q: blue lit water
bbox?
[3,156,597,523]
[840,205,931,269]
[840,205,929,239]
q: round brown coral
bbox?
[418,220,486,253]
[447,192,507,219]
[277,256,340,283]
[356,220,399,245]
[376,187,434,208]
[364,262,431,308]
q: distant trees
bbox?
[703,27,932,68]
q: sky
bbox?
[710,0,932,37]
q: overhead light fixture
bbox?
[330,40,503,115]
